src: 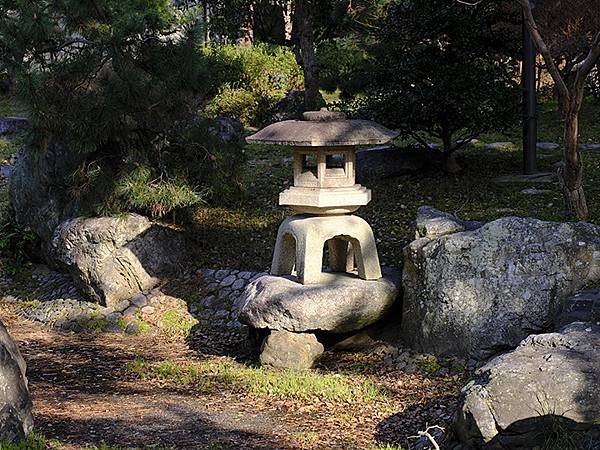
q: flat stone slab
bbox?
[238,268,400,333]
[579,143,600,151]
[493,172,556,184]
[484,142,515,151]
[536,142,559,151]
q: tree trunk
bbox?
[292,0,321,110]
[238,1,255,46]
[443,152,461,174]
[441,133,461,173]
[558,96,588,220]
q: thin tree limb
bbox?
[575,32,600,87]
[518,0,570,100]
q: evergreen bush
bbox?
[0,0,246,220]
[202,43,304,127]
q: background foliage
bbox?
[202,43,303,127]
[362,0,520,168]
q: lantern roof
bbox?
[246,109,399,147]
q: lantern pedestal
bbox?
[271,214,382,285]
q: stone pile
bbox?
[239,268,401,369]
[190,268,266,355]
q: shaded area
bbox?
[487,415,600,450]
[375,396,461,450]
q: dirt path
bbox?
[2,304,298,449]
[0,300,464,450]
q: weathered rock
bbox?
[0,320,33,441]
[403,212,600,359]
[355,146,426,183]
[50,214,155,308]
[10,142,86,243]
[556,290,600,328]
[270,90,325,122]
[259,330,324,369]
[455,323,600,449]
[484,142,515,151]
[211,116,243,144]
[415,206,480,240]
[50,214,192,308]
[0,117,28,136]
[579,143,600,151]
[239,268,400,333]
[536,142,559,151]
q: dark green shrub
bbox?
[202,44,303,127]
[0,215,38,273]
[364,0,520,172]
[317,37,371,98]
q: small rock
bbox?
[105,312,121,324]
[141,306,155,315]
[231,279,247,291]
[536,142,559,151]
[221,275,237,287]
[200,295,217,309]
[131,294,148,307]
[105,323,124,333]
[579,143,600,151]
[113,300,131,313]
[214,270,230,281]
[122,306,138,318]
[202,269,216,278]
[484,142,514,150]
[125,322,139,334]
[259,330,324,370]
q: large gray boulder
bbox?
[0,320,33,441]
[455,323,600,449]
[402,209,600,360]
[239,268,400,333]
[10,142,85,243]
[50,214,189,308]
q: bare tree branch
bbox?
[575,32,600,87]
[409,425,445,450]
[518,0,570,100]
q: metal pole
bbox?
[522,9,538,175]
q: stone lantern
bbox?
[247,109,398,285]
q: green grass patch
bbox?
[0,431,140,450]
[126,357,388,404]
[159,310,198,339]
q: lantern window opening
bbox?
[324,152,346,179]
[302,153,318,178]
